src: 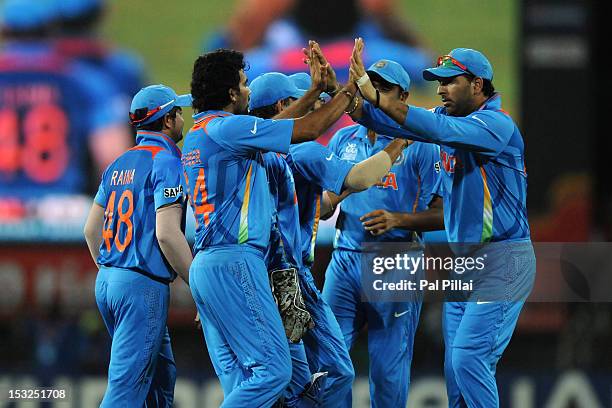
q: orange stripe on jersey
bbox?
[129,145,165,159]
[192,113,231,134]
[497,108,510,116]
[411,176,421,213]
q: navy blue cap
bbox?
[249,72,306,111]
[130,84,192,127]
[423,48,494,81]
[1,0,56,31]
[366,59,411,92]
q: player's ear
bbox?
[472,77,484,96]
[228,87,238,104]
[400,91,410,103]
[275,100,283,114]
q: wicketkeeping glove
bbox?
[269,268,315,343]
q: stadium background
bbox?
[1,0,610,407]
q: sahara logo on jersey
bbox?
[378,172,398,190]
[440,150,462,173]
[163,185,184,198]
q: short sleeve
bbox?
[151,152,184,210]
[413,143,442,208]
[208,115,294,156]
[288,142,353,195]
[94,183,107,207]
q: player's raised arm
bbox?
[350,38,515,157]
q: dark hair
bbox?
[133,106,180,132]
[482,79,495,97]
[57,5,104,34]
[191,49,246,112]
[249,97,294,119]
[250,103,279,119]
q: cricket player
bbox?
[183,47,359,407]
[0,0,129,199]
[349,39,536,408]
[249,70,411,406]
[83,84,193,407]
[323,59,443,408]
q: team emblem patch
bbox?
[375,60,387,68]
[342,143,358,161]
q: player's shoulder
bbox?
[330,124,362,144]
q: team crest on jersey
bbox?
[392,151,406,167]
[342,143,358,161]
[163,185,184,198]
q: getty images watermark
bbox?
[371,251,488,292]
[360,241,537,303]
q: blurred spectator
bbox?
[0,0,130,223]
[52,0,146,102]
[205,0,432,85]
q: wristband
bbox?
[356,73,370,87]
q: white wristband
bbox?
[356,73,370,87]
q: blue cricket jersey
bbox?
[263,152,303,269]
[94,131,185,282]
[285,142,354,267]
[328,124,441,250]
[182,111,294,254]
[0,42,123,198]
[359,94,530,243]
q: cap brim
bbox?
[423,66,468,81]
[366,69,399,88]
[292,88,307,99]
[174,94,193,107]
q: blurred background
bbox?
[1,0,610,407]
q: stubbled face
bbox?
[436,75,475,116]
[235,70,251,115]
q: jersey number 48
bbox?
[102,190,134,252]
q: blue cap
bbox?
[57,0,102,19]
[289,72,311,92]
[289,72,333,101]
[249,72,306,111]
[1,0,56,31]
[129,84,192,127]
[423,48,493,81]
[366,59,411,92]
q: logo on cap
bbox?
[375,61,387,68]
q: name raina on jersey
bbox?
[110,169,135,186]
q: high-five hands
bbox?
[303,40,329,93]
[350,37,377,103]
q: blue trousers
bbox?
[322,249,422,408]
[95,267,176,408]
[298,268,355,407]
[443,241,536,408]
[190,245,292,408]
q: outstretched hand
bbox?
[350,38,377,103]
[303,41,338,94]
[305,41,328,92]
